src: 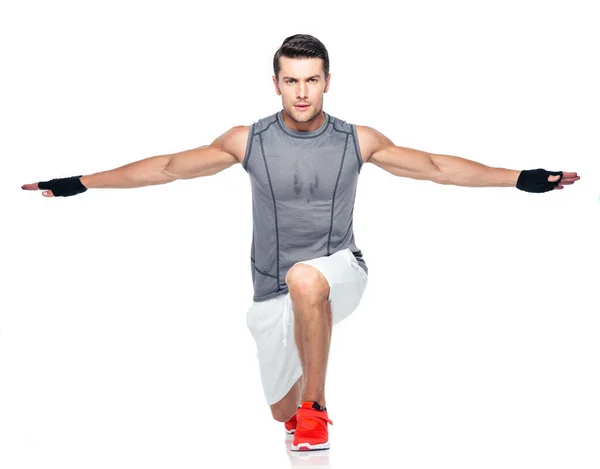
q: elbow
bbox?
[429,156,446,184]
[432,171,450,185]
[160,157,179,183]
[160,169,178,183]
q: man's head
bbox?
[272,34,331,125]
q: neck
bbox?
[281,108,325,132]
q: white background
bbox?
[2,0,599,468]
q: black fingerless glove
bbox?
[38,175,88,197]
[516,168,563,193]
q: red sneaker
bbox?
[285,412,298,434]
[291,401,333,451]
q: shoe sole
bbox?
[290,441,330,451]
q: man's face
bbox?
[273,56,330,123]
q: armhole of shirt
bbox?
[242,123,255,172]
[350,123,364,172]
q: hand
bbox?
[21,182,54,197]
[548,171,580,190]
[21,176,87,197]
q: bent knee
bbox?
[271,405,296,423]
[285,263,329,298]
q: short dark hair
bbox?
[273,34,330,82]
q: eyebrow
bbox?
[282,75,321,80]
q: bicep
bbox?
[362,126,440,180]
[164,126,247,179]
[370,145,439,180]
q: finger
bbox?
[42,190,54,197]
[562,172,578,178]
[553,185,564,190]
[21,182,40,190]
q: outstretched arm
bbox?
[356,125,579,190]
[22,125,250,197]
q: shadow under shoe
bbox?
[285,438,331,467]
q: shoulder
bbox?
[327,114,394,163]
[210,125,252,164]
[353,124,395,164]
[211,112,280,164]
[327,114,353,133]
[355,124,391,145]
[252,112,279,133]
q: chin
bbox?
[293,108,315,120]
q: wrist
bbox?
[508,169,520,187]
[489,168,520,187]
[79,175,93,188]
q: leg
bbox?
[285,263,332,408]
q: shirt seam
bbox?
[326,133,349,255]
[258,132,280,288]
[276,111,331,139]
[242,123,255,171]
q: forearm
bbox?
[80,154,174,189]
[431,153,520,187]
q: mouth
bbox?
[295,104,310,110]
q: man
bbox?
[21,34,580,452]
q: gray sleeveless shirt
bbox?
[243,109,368,302]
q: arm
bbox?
[357,125,519,187]
[22,125,250,196]
[81,125,248,188]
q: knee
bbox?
[285,263,330,301]
[271,406,295,423]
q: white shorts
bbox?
[245,248,369,406]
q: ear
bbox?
[272,75,281,96]
[324,73,331,93]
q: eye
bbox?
[286,78,318,84]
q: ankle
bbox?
[301,392,325,406]
[300,400,327,411]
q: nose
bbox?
[296,83,308,100]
